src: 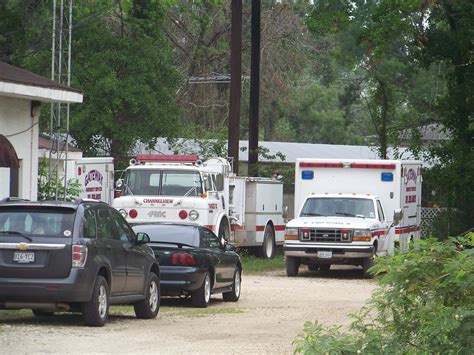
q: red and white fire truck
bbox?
[112,155,286,258]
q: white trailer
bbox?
[71,157,115,204]
[284,158,422,276]
[112,155,285,258]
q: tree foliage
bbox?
[70,0,180,163]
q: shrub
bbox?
[293,233,474,354]
[37,160,82,201]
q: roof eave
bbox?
[0,81,83,104]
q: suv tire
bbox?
[286,256,299,277]
[134,273,160,319]
[192,272,211,308]
[223,267,241,302]
[82,275,109,327]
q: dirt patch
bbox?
[0,267,376,354]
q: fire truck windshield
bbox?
[300,198,375,219]
[122,169,203,196]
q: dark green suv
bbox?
[0,199,160,326]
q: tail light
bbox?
[171,252,196,265]
[178,210,188,219]
[72,245,88,268]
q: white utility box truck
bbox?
[284,158,422,277]
[112,155,285,258]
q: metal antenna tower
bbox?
[49,0,74,200]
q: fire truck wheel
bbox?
[218,218,230,242]
[286,256,299,277]
[260,224,276,259]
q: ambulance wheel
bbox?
[260,224,275,259]
[286,256,299,277]
[362,257,374,278]
[218,218,230,242]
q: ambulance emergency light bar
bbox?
[299,161,396,170]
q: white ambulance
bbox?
[284,158,422,277]
[112,155,286,258]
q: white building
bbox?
[0,62,83,200]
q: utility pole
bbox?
[228,0,242,174]
[248,0,261,177]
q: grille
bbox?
[302,229,351,243]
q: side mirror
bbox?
[224,243,236,252]
[115,179,123,189]
[215,174,224,191]
[393,209,403,225]
[136,232,150,244]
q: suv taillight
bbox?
[171,252,196,266]
[72,245,88,268]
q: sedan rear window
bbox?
[133,224,199,247]
[0,207,75,237]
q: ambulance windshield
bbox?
[122,169,202,196]
[300,198,375,219]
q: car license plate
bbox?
[317,251,332,259]
[13,251,35,264]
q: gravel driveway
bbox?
[0,267,376,354]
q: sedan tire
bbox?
[134,273,160,319]
[192,272,211,308]
[82,275,109,327]
[223,268,241,302]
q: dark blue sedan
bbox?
[132,222,241,307]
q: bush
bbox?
[293,233,474,354]
[37,160,82,201]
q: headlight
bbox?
[353,229,371,241]
[189,210,199,221]
[285,228,299,240]
[119,209,128,218]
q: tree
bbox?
[305,0,473,234]
[70,1,180,164]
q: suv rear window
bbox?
[0,207,75,237]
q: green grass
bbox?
[240,253,285,274]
